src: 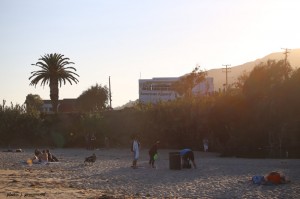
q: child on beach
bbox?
[203,138,209,152]
[149,141,159,168]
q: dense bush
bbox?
[1,60,299,158]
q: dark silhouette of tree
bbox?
[29,53,79,113]
[25,94,43,114]
[284,68,300,117]
[233,71,249,90]
[172,66,207,98]
[76,83,109,112]
[241,59,294,157]
[1,58,299,156]
[243,60,292,102]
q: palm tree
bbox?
[29,53,79,113]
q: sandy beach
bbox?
[0,148,299,199]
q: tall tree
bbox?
[172,66,207,98]
[29,53,79,113]
[242,59,293,155]
[25,94,43,114]
[76,83,109,112]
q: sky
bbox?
[1,0,300,108]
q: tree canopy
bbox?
[76,83,109,112]
[25,94,43,114]
[172,66,207,98]
[29,53,79,113]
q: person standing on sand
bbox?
[203,138,209,152]
[104,136,110,148]
[149,141,159,168]
[131,135,140,169]
[90,132,96,150]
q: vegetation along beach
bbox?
[1,52,300,198]
[1,1,300,198]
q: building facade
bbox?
[139,77,214,104]
[41,98,77,113]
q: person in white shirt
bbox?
[131,135,140,168]
[203,138,209,152]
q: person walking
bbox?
[149,141,159,168]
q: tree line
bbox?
[1,55,299,158]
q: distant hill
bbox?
[207,48,300,91]
[116,49,300,109]
[114,100,138,110]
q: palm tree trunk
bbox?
[50,78,59,113]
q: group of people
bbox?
[131,135,197,169]
[29,148,59,163]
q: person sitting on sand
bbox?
[39,150,48,162]
[180,148,197,169]
[34,148,42,156]
[46,149,59,162]
[30,149,41,163]
[31,149,48,163]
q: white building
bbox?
[139,77,214,104]
[41,100,53,113]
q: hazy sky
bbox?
[1,0,299,108]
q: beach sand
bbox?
[0,148,299,199]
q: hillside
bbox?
[116,49,300,109]
[207,48,300,91]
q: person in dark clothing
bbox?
[148,141,159,168]
[180,148,197,169]
[34,148,42,156]
[90,133,96,150]
[46,149,59,162]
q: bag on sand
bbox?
[266,172,281,184]
[252,176,265,185]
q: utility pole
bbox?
[109,76,112,109]
[281,48,291,80]
[222,64,231,92]
[281,48,291,66]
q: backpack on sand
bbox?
[252,176,265,185]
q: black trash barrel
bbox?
[169,152,181,170]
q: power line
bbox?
[222,64,231,91]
